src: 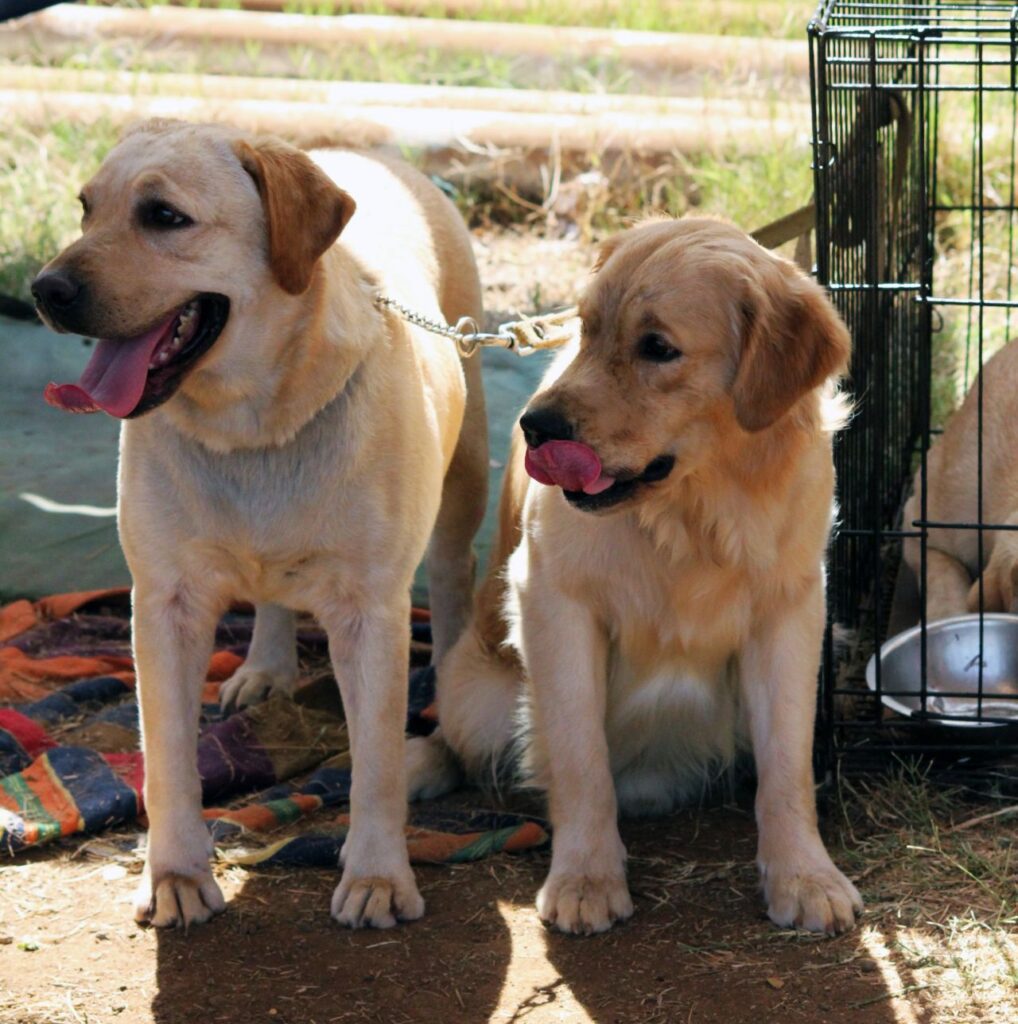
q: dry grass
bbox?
[0,120,120,301]
[833,767,1018,1023]
[0,111,811,304]
[99,0,817,39]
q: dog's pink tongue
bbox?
[524,440,614,495]
[44,315,176,418]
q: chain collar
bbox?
[374,293,578,358]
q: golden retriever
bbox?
[903,340,1018,620]
[32,119,488,930]
[407,218,863,935]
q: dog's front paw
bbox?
[537,872,633,935]
[134,868,225,929]
[135,823,225,929]
[220,664,297,711]
[761,857,863,935]
[331,870,425,929]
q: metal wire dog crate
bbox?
[809,2,1018,776]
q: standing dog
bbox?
[903,340,1018,620]
[33,119,488,929]
[408,218,863,935]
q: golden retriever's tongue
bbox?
[43,314,177,418]
[524,440,614,495]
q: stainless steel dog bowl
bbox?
[866,614,1018,727]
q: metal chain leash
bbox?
[374,293,578,358]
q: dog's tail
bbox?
[406,623,523,802]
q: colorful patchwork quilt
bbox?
[0,590,547,866]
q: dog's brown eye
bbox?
[78,192,89,216]
[140,201,193,230]
[637,332,681,363]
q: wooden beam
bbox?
[6,5,809,76]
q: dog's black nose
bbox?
[520,405,574,447]
[31,270,83,315]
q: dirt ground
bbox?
[0,807,939,1024]
[2,787,1014,1024]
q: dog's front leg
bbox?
[740,582,863,934]
[132,583,226,928]
[323,597,424,929]
[521,581,632,935]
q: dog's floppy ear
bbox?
[731,262,851,432]
[233,137,356,295]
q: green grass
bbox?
[28,0,816,98]
[103,0,817,40]
[0,113,810,303]
[13,33,679,96]
[320,0,815,39]
[0,121,120,300]
[925,89,1018,421]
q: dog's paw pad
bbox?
[537,873,633,936]
[134,871,225,929]
[219,666,297,711]
[331,874,424,929]
[764,865,863,935]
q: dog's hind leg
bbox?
[909,548,972,622]
[969,522,1018,613]
[426,351,488,665]
[220,603,299,710]
[902,492,972,622]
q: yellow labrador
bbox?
[903,340,1018,619]
[32,119,488,930]
[408,218,863,935]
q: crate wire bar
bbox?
[809,1,1018,774]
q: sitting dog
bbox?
[408,218,863,935]
[33,119,488,929]
[903,340,1018,620]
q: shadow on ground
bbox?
[146,801,917,1024]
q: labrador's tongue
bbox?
[44,314,177,418]
[524,440,615,495]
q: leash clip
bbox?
[375,292,578,358]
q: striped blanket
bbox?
[0,590,546,866]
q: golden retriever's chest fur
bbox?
[533,472,817,679]
[509,463,830,814]
[605,545,751,677]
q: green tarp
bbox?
[0,315,551,602]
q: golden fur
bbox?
[408,218,863,935]
[903,340,1018,618]
[34,120,488,930]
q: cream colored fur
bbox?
[408,218,863,936]
[35,120,487,930]
[903,340,1018,620]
